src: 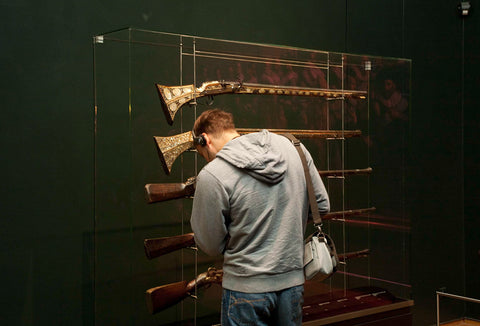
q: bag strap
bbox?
[281,133,323,226]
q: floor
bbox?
[442,319,480,325]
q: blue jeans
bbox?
[221,285,304,326]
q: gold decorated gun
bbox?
[156,81,368,125]
[143,207,376,259]
[155,128,362,175]
[144,168,372,204]
[145,249,370,314]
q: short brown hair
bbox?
[193,109,236,137]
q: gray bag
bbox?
[282,133,339,281]
[303,230,338,281]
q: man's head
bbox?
[192,109,239,162]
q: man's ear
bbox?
[202,133,213,147]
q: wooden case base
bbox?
[302,286,414,326]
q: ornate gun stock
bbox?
[145,249,370,313]
[155,128,361,175]
[143,208,375,259]
[156,81,368,125]
[144,233,195,260]
[145,267,223,314]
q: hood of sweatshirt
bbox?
[215,130,287,184]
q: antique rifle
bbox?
[155,128,361,175]
[156,81,368,125]
[146,267,223,314]
[145,249,370,314]
[144,167,372,203]
[143,207,375,259]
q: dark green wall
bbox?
[1,1,478,325]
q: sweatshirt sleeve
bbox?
[301,143,330,214]
[190,169,230,256]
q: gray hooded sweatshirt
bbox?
[191,130,329,293]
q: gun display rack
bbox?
[93,28,412,325]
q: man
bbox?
[190,109,330,326]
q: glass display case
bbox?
[93,28,412,325]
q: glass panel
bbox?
[94,28,411,325]
[437,292,480,325]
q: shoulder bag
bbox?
[282,133,339,281]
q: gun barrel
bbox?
[319,167,372,177]
[322,207,376,220]
[338,249,370,262]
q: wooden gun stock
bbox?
[144,233,195,260]
[146,279,189,314]
[155,128,361,175]
[144,168,372,204]
[145,267,223,314]
[156,81,367,125]
[143,208,375,259]
[144,177,196,204]
[145,249,370,314]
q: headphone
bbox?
[192,130,206,147]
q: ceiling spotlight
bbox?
[458,1,471,16]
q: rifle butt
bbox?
[155,84,174,125]
[144,183,194,203]
[155,84,196,125]
[154,132,194,175]
[144,233,196,259]
[146,280,189,314]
